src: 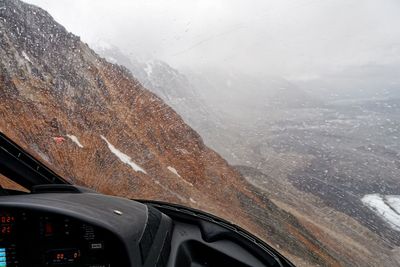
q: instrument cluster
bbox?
[0,209,126,267]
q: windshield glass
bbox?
[1,0,400,266]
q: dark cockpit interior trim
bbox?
[0,132,69,189]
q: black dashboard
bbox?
[0,189,294,267]
[0,191,172,267]
[0,208,127,267]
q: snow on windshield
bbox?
[2,0,400,266]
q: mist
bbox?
[24,0,400,79]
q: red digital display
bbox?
[1,216,15,224]
[47,249,81,264]
[1,225,12,234]
[0,215,15,237]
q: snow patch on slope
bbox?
[167,166,193,186]
[387,196,400,214]
[100,135,147,174]
[362,194,400,231]
[66,134,84,148]
[21,51,31,63]
[167,166,181,177]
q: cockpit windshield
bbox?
[1,0,400,266]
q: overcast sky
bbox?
[25,0,400,78]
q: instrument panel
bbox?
[0,190,294,267]
[0,209,127,267]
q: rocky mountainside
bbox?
[92,43,223,139]
[92,44,238,161]
[0,0,346,266]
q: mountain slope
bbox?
[92,44,227,150]
[0,0,342,266]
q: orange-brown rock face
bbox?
[0,1,343,266]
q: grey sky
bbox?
[25,0,400,78]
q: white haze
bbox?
[24,0,400,78]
